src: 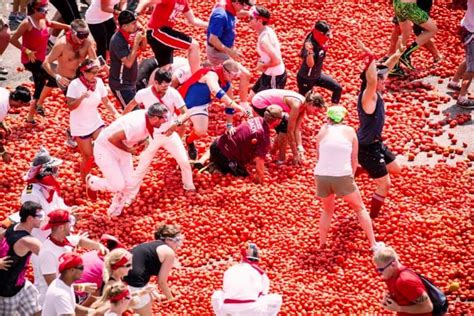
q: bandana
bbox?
[327,105,348,123]
[250,7,271,24]
[111,255,129,270]
[26,175,61,203]
[151,85,165,103]
[216,0,237,16]
[311,29,329,50]
[241,249,265,275]
[48,235,73,248]
[214,66,229,88]
[65,31,83,51]
[145,114,155,139]
[119,29,135,48]
[109,289,130,303]
[79,74,96,92]
[58,252,83,272]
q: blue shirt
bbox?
[206,6,236,48]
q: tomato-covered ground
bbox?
[0,0,473,314]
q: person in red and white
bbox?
[211,243,282,316]
[137,0,208,74]
[123,69,195,203]
[66,58,121,183]
[86,103,170,216]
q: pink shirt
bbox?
[75,251,104,290]
[251,89,304,113]
[21,17,49,64]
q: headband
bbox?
[250,7,271,24]
[312,29,329,47]
[80,61,99,73]
[109,289,130,303]
[111,255,129,270]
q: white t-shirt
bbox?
[134,86,184,135]
[85,0,120,24]
[0,87,11,122]
[42,278,76,315]
[67,77,108,137]
[222,262,270,301]
[257,27,285,76]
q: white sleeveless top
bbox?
[85,0,120,24]
[256,26,285,76]
[314,124,353,177]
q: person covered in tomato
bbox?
[194,105,283,184]
[178,59,248,160]
[0,86,31,163]
[211,243,282,316]
[374,246,434,315]
[123,224,183,315]
[296,20,342,106]
[251,89,325,165]
[66,58,120,185]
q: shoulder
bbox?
[210,7,226,18]
[396,269,424,288]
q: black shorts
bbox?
[147,27,192,67]
[251,70,287,93]
[358,142,396,179]
[210,140,249,177]
[251,105,288,133]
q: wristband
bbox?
[226,122,233,129]
[215,89,226,100]
[362,53,376,71]
[297,145,305,153]
[55,74,62,82]
[224,107,235,115]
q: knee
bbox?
[190,39,199,50]
[109,180,125,192]
[379,178,391,192]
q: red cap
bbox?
[58,252,83,273]
[100,234,124,250]
[42,209,71,230]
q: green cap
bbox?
[327,106,348,123]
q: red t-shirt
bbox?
[217,117,271,166]
[385,265,432,316]
[148,0,190,29]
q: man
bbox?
[0,16,10,80]
[374,246,433,315]
[0,202,43,316]
[178,59,247,160]
[39,19,97,147]
[109,10,146,109]
[211,243,282,316]
[356,40,403,218]
[123,70,195,202]
[137,0,208,74]
[248,6,286,99]
[36,209,107,305]
[86,103,170,216]
[42,252,96,315]
[206,0,252,108]
[195,105,283,184]
[0,86,31,163]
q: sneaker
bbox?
[371,241,386,253]
[65,129,77,148]
[0,67,8,75]
[447,82,461,91]
[25,118,37,125]
[399,54,415,70]
[36,105,45,117]
[107,193,125,217]
[8,12,18,21]
[388,66,406,77]
[186,138,197,160]
[85,174,98,200]
[457,98,474,109]
[123,190,139,207]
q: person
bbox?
[49,0,81,26]
[85,103,170,216]
[248,6,286,100]
[66,58,120,183]
[42,252,96,315]
[314,106,383,251]
[109,10,146,109]
[85,0,126,59]
[8,0,27,25]
[123,224,183,315]
[0,16,11,80]
[10,0,69,120]
[0,86,32,163]
[178,59,248,160]
[393,0,438,70]
[123,69,195,203]
[0,202,43,316]
[296,20,342,106]
[374,246,433,315]
[206,0,252,107]
[356,40,403,219]
[100,282,133,316]
[194,105,283,184]
[251,89,325,165]
[137,0,208,74]
[36,209,108,305]
[211,243,282,316]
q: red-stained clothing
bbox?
[147,0,190,29]
[217,117,271,166]
[385,265,432,316]
[21,17,49,64]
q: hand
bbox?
[164,123,178,136]
[381,294,401,312]
[244,108,253,118]
[134,32,144,46]
[356,39,371,54]
[77,231,90,240]
[113,112,121,120]
[0,256,12,270]
[227,48,243,62]
[304,41,313,51]
[253,174,263,184]
[80,282,98,294]
[1,124,11,136]
[256,61,266,72]
[81,91,91,99]
[26,49,37,63]
[98,243,109,256]
[2,152,12,164]
[56,75,70,87]
[292,154,302,165]
[226,125,236,136]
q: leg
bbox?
[238,63,250,104]
[318,194,336,247]
[372,174,391,218]
[188,38,200,74]
[452,60,467,83]
[398,20,412,46]
[75,137,94,182]
[343,188,377,247]
[314,73,342,105]
[104,17,117,57]
[88,145,127,192]
[458,39,474,107]
[162,133,195,190]
[388,22,401,56]
[186,114,209,159]
[0,26,10,56]
[415,18,437,47]
[88,22,108,59]
[386,158,401,175]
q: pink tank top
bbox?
[251,89,304,113]
[21,17,49,64]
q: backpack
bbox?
[403,269,449,316]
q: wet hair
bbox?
[154,224,181,240]
[147,102,168,118]
[373,246,398,264]
[75,58,97,78]
[254,6,271,25]
[104,282,129,304]
[71,19,88,31]
[154,69,172,84]
[10,86,32,103]
[314,20,330,35]
[103,248,132,283]
[19,201,42,223]
[27,0,45,15]
[304,90,325,108]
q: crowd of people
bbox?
[0,0,470,314]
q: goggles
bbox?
[74,30,90,40]
[376,260,394,274]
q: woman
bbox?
[101,282,133,316]
[297,21,342,106]
[124,224,183,316]
[251,89,325,164]
[10,0,69,123]
[85,0,126,59]
[314,106,383,251]
[66,58,120,183]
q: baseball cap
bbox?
[42,209,73,230]
[58,252,83,273]
[32,147,63,167]
[118,10,136,26]
[101,234,124,250]
[327,105,348,123]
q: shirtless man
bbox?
[42,19,97,147]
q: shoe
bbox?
[25,119,37,125]
[85,174,98,200]
[371,241,385,253]
[186,139,197,160]
[123,190,138,207]
[15,13,26,23]
[388,66,405,77]
[0,67,8,75]
[447,82,461,92]
[107,193,125,217]
[65,130,77,148]
[0,76,6,81]
[457,98,474,109]
[8,12,18,21]
[36,105,45,117]
[399,54,415,70]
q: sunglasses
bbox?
[223,66,240,77]
[35,212,45,219]
[376,260,394,274]
[36,6,48,13]
[124,263,132,268]
[75,266,84,271]
[74,30,90,40]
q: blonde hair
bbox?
[103,248,131,283]
[92,281,129,309]
[373,246,398,265]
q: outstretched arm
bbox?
[183,10,208,28]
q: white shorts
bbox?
[128,285,152,310]
[187,104,209,117]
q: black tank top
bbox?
[124,240,164,287]
[297,34,326,80]
[357,91,385,145]
[0,225,32,297]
